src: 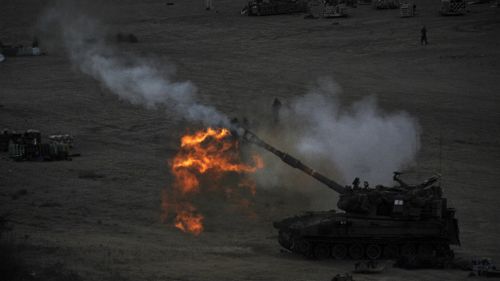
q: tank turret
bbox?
[238,128,460,260]
[337,172,447,219]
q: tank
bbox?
[239,128,460,260]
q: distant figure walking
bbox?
[420,25,428,45]
[205,0,213,10]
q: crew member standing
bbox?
[420,25,428,45]
[205,0,213,10]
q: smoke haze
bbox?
[290,79,420,185]
[38,2,229,127]
[253,79,420,202]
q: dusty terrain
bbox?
[1,0,500,280]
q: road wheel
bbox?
[383,244,399,259]
[331,244,348,259]
[313,243,330,259]
[418,244,435,257]
[348,243,364,259]
[295,239,311,256]
[365,244,382,260]
[401,243,417,257]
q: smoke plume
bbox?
[38,3,420,202]
[38,2,228,127]
[255,78,420,192]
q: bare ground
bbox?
[1,0,500,280]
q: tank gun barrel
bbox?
[238,128,346,194]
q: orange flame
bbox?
[162,127,263,235]
[174,203,204,236]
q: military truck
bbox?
[373,0,398,9]
[239,128,460,260]
[399,0,415,17]
[307,0,348,18]
[323,0,349,17]
[5,129,73,161]
[243,0,308,16]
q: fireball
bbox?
[162,127,263,235]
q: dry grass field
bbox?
[1,0,499,280]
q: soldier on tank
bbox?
[352,177,360,189]
[229,117,240,137]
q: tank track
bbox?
[279,230,454,260]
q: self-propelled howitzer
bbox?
[240,128,460,260]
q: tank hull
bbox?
[275,211,459,259]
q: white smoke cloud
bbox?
[252,79,420,192]
[291,81,420,183]
[38,3,229,127]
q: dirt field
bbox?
[1,0,500,280]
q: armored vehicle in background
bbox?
[322,0,349,17]
[307,0,349,18]
[440,0,466,15]
[399,0,415,17]
[373,0,398,9]
[243,0,308,16]
[240,128,460,260]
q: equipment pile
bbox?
[470,257,500,277]
[0,129,78,161]
[242,0,308,16]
